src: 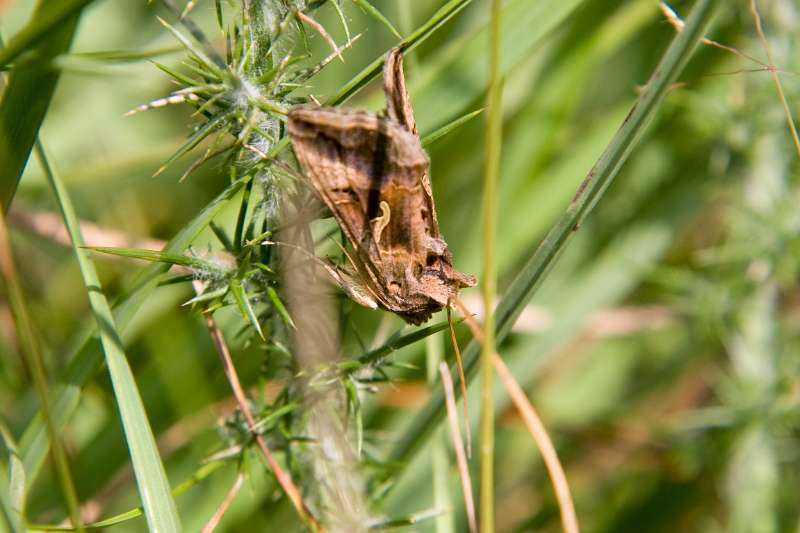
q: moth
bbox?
[287,48,475,325]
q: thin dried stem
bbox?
[201,472,244,533]
[439,362,478,533]
[659,2,766,66]
[749,0,800,159]
[447,304,471,458]
[297,11,344,63]
[203,313,321,531]
[491,354,579,533]
[453,296,579,533]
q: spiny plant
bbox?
[96,0,469,529]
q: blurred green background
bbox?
[1,0,799,531]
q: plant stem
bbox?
[480,0,503,530]
[0,210,84,532]
[203,313,320,531]
[426,333,454,533]
[36,140,182,532]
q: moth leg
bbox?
[425,235,448,256]
[321,262,380,310]
[371,200,391,254]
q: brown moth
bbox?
[287,48,475,325]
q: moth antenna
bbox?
[447,301,472,458]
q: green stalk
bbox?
[384,0,719,486]
[36,141,182,532]
[19,176,247,490]
[0,211,83,531]
[426,333,454,533]
[479,0,503,529]
[0,0,95,68]
[0,1,83,211]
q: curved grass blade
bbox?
[36,141,182,531]
[384,0,720,483]
[66,46,183,63]
[19,176,248,488]
[0,0,87,210]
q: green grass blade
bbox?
[0,0,97,68]
[155,17,223,78]
[421,108,483,147]
[327,0,472,106]
[411,0,586,133]
[349,319,455,368]
[0,422,23,533]
[231,279,264,339]
[36,142,182,531]
[351,0,402,39]
[0,0,88,210]
[28,461,228,531]
[89,246,228,276]
[0,211,83,530]
[384,0,720,481]
[19,176,248,488]
[479,0,503,528]
[66,46,183,63]
[266,286,295,331]
[0,480,19,533]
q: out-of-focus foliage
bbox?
[0,0,799,531]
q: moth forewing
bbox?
[286,49,475,325]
